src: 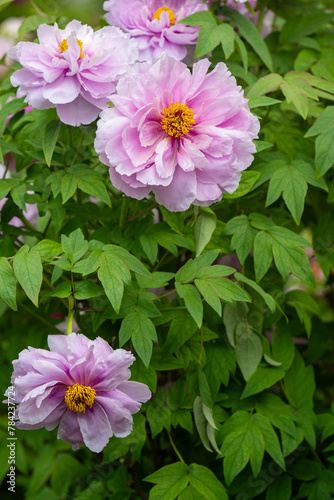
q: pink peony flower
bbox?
[5,333,151,452]
[94,54,259,212]
[9,20,138,126]
[103,0,208,61]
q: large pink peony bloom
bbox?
[5,333,151,452]
[103,0,208,61]
[9,20,138,126]
[94,54,260,212]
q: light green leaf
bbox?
[61,173,77,203]
[224,215,257,264]
[0,257,17,310]
[218,23,235,59]
[248,96,281,108]
[13,246,43,307]
[74,281,104,300]
[246,73,284,97]
[98,253,126,313]
[194,212,216,257]
[224,171,261,199]
[61,229,88,265]
[176,283,203,328]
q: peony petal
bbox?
[78,404,112,452]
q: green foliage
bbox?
[1,1,334,499]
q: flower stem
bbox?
[66,296,75,335]
[167,431,185,464]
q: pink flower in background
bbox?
[5,333,151,452]
[9,20,138,126]
[95,54,259,212]
[103,0,208,61]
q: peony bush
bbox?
[0,0,334,499]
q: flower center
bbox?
[161,102,196,138]
[152,7,176,26]
[64,383,96,413]
[58,38,85,58]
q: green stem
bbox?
[66,296,75,336]
[257,6,265,33]
[167,431,185,464]
[127,203,159,221]
[152,288,176,301]
[120,197,129,231]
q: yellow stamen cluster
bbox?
[161,102,196,138]
[152,7,176,26]
[58,38,85,58]
[64,383,96,413]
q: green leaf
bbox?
[61,173,77,203]
[175,250,219,283]
[280,81,309,119]
[179,11,217,26]
[234,272,276,312]
[252,413,285,470]
[224,215,257,264]
[0,257,17,310]
[195,23,223,58]
[279,12,334,44]
[218,24,235,59]
[61,229,88,265]
[256,393,297,438]
[130,358,157,392]
[164,313,198,356]
[18,14,55,35]
[32,240,62,260]
[146,391,171,438]
[103,244,150,277]
[176,283,203,328]
[266,164,308,224]
[272,324,295,371]
[193,396,215,453]
[221,418,265,483]
[188,464,228,500]
[315,130,334,178]
[43,120,60,167]
[194,212,216,257]
[13,246,43,307]
[74,281,104,300]
[248,96,281,109]
[98,253,126,313]
[222,7,273,71]
[119,310,157,367]
[144,462,189,500]
[253,231,273,282]
[235,322,262,381]
[246,73,284,97]
[224,171,261,199]
[241,367,286,399]
[11,183,26,211]
[285,351,315,409]
[205,342,236,396]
